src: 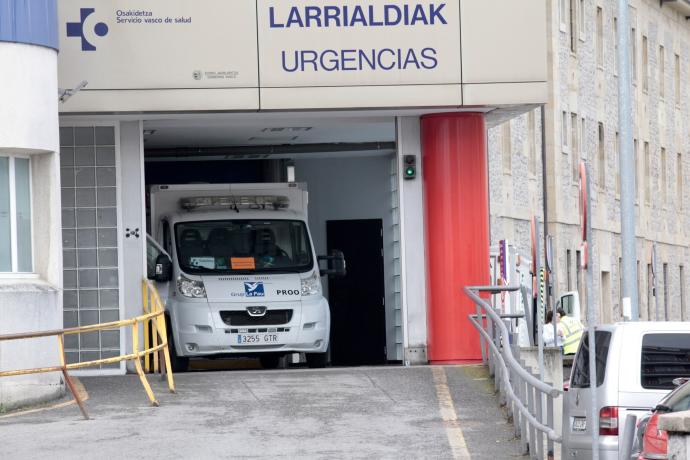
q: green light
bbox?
[406,167,415,176]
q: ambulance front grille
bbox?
[220,309,293,326]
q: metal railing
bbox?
[466,285,562,460]
[0,279,176,419]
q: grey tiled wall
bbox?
[60,126,120,368]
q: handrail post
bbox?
[150,281,176,393]
[477,303,486,364]
[57,333,89,420]
[142,280,150,372]
[546,394,555,459]
[132,320,159,406]
[535,389,544,459]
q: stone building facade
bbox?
[489,0,690,323]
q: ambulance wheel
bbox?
[306,352,328,368]
[259,354,282,369]
[165,316,189,373]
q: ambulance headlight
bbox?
[177,275,207,298]
[301,272,321,297]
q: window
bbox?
[661,147,667,203]
[146,235,168,280]
[601,271,612,323]
[596,7,604,67]
[571,112,579,157]
[573,117,585,182]
[641,333,690,389]
[644,142,650,204]
[681,266,686,321]
[567,249,572,291]
[579,0,585,39]
[677,152,683,209]
[570,0,577,52]
[570,113,580,182]
[502,122,512,172]
[675,54,680,105]
[571,331,612,388]
[631,27,637,85]
[659,46,666,98]
[615,132,620,197]
[647,263,654,320]
[663,263,669,320]
[634,139,639,203]
[637,260,642,319]
[562,111,569,152]
[575,249,583,292]
[528,111,536,176]
[613,17,618,75]
[174,220,314,274]
[162,220,171,254]
[598,122,605,189]
[0,155,33,273]
[642,35,649,91]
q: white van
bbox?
[562,322,690,459]
[146,183,345,371]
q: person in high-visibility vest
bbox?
[557,308,584,355]
[542,310,563,348]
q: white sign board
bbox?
[257,0,461,87]
[57,0,546,112]
[58,0,258,90]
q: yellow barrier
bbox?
[0,279,176,419]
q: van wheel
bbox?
[259,354,282,369]
[169,345,190,373]
[165,316,189,373]
[306,352,328,368]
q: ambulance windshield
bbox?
[175,220,313,274]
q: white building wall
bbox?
[396,117,428,364]
[0,43,62,409]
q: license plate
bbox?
[235,333,280,345]
[572,417,587,431]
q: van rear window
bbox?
[570,331,611,388]
[641,333,690,390]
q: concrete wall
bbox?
[488,0,690,324]
[0,41,62,408]
[295,154,399,361]
[0,282,62,410]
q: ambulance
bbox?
[147,183,345,371]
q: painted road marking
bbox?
[432,366,471,459]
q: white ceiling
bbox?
[142,114,396,149]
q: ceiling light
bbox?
[143,129,156,136]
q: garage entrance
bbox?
[141,114,400,368]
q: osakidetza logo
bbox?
[66,8,109,51]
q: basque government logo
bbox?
[67,8,109,51]
[244,282,265,297]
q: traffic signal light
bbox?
[403,155,416,180]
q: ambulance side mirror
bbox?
[152,254,173,283]
[318,250,347,278]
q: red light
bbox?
[599,406,619,436]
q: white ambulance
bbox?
[147,183,345,371]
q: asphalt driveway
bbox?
[0,365,523,459]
